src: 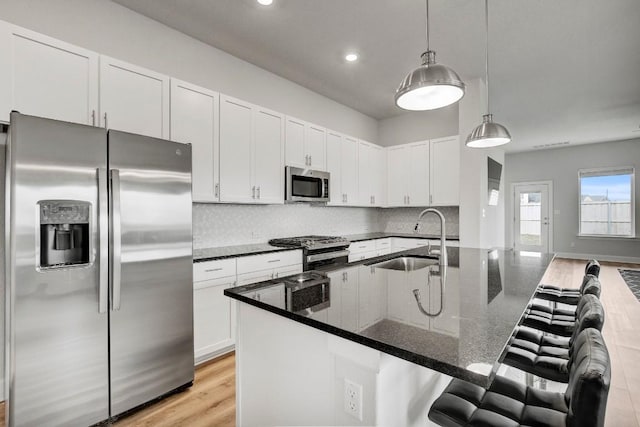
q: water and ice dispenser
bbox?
[38,200,91,268]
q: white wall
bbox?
[1,0,378,141]
[458,78,506,249]
[505,138,640,261]
[377,107,459,147]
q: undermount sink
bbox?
[371,256,439,272]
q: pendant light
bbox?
[466,0,511,148]
[395,0,465,111]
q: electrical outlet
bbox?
[344,378,363,421]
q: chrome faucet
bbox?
[414,208,448,266]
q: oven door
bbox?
[286,280,330,315]
[286,166,329,202]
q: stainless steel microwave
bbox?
[285,166,330,203]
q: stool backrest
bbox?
[566,328,611,427]
[570,294,605,345]
[585,259,601,278]
[580,275,601,298]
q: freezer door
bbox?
[7,113,109,426]
[108,130,193,416]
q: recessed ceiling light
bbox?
[257,0,273,5]
[345,53,358,62]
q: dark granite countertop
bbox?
[193,244,298,263]
[344,232,460,242]
[225,247,554,387]
[193,233,458,263]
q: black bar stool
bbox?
[428,328,610,427]
[520,277,601,336]
[502,294,604,382]
[534,260,600,305]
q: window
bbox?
[579,167,635,237]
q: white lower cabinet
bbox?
[192,258,237,364]
[193,277,235,363]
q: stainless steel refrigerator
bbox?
[5,112,194,426]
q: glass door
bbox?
[514,183,551,252]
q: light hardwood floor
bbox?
[0,258,638,426]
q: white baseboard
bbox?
[555,252,640,265]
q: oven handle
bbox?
[307,249,350,263]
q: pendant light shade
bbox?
[466,0,511,148]
[466,114,511,148]
[395,0,465,111]
[395,51,465,111]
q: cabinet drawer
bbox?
[375,238,391,250]
[236,250,302,274]
[348,250,378,263]
[348,240,376,254]
[193,258,237,282]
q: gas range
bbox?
[269,235,350,270]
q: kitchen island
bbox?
[225,246,554,426]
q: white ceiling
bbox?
[113,0,640,152]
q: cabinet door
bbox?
[99,56,169,138]
[193,277,235,362]
[326,131,343,205]
[341,136,359,205]
[253,107,284,204]
[387,270,409,323]
[326,271,343,327]
[0,22,99,124]
[387,146,408,207]
[357,141,373,206]
[219,95,253,202]
[408,141,430,206]
[340,268,359,332]
[306,124,326,171]
[430,136,460,206]
[254,285,286,309]
[170,79,219,202]
[358,267,376,330]
[372,145,386,206]
[285,116,306,168]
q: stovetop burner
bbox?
[269,235,350,250]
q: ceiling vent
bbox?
[532,141,570,149]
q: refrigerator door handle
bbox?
[110,169,122,311]
[98,168,109,313]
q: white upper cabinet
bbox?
[387,146,409,207]
[326,131,343,205]
[253,107,285,204]
[409,141,431,206]
[326,131,358,206]
[285,116,326,171]
[430,136,460,206]
[219,95,254,203]
[170,79,219,202]
[358,141,386,207]
[99,55,170,139]
[388,141,430,207]
[387,137,458,207]
[0,21,99,125]
[219,95,284,204]
[306,124,326,170]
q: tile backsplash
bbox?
[379,206,459,237]
[193,203,460,249]
[193,204,380,249]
